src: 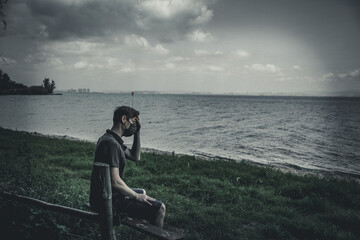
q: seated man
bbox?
[90,106,166,227]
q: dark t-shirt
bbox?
[90,130,128,210]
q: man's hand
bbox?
[137,193,155,206]
[135,117,141,132]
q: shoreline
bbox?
[6,127,360,182]
[2,126,360,240]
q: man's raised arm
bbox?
[125,118,141,161]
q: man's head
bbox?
[113,106,139,126]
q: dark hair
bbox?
[113,106,139,125]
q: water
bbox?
[1,93,360,178]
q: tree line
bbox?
[1,0,7,31]
[0,69,56,95]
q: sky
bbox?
[1,0,360,95]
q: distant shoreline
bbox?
[2,91,360,98]
[54,90,360,98]
[0,93,63,96]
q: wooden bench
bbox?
[0,162,184,240]
[91,162,184,240]
[84,203,184,240]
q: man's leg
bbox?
[155,203,166,227]
[125,197,164,227]
[132,188,167,226]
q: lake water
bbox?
[1,93,360,178]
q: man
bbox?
[90,106,166,227]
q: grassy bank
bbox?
[0,127,360,240]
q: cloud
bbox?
[74,58,136,72]
[5,0,215,42]
[1,57,17,65]
[25,52,63,67]
[74,61,89,69]
[194,49,210,56]
[194,48,249,58]
[162,57,224,72]
[183,64,224,73]
[24,0,132,39]
[165,62,175,69]
[187,29,215,42]
[138,0,212,21]
[124,34,169,55]
[191,5,214,25]
[166,56,190,62]
[106,58,122,69]
[293,65,302,70]
[137,0,214,26]
[124,34,150,49]
[234,49,251,58]
[38,24,49,38]
[319,68,360,82]
[245,64,282,74]
[338,68,360,78]
[162,56,190,70]
[350,69,360,77]
[43,41,105,54]
[204,65,224,72]
[154,44,170,55]
[120,59,136,73]
[194,49,223,56]
[74,60,103,69]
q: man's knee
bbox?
[158,203,166,217]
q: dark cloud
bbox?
[1,0,359,94]
[2,0,215,41]
[211,0,360,71]
[3,0,137,39]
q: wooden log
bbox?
[92,162,116,240]
[0,191,99,221]
[84,203,184,240]
[121,217,184,240]
[0,191,185,240]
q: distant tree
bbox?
[2,72,12,88]
[51,80,56,92]
[0,69,5,90]
[0,69,14,91]
[43,78,50,90]
[0,70,56,95]
[28,86,48,95]
[0,0,7,31]
[43,78,56,94]
[1,0,8,64]
[0,69,27,94]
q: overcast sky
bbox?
[1,0,360,95]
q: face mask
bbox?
[123,122,137,137]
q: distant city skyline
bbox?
[1,0,359,96]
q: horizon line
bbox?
[55,89,360,98]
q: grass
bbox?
[0,127,360,240]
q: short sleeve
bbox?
[105,142,121,168]
[94,140,121,168]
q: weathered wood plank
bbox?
[120,217,184,240]
[84,203,184,240]
[92,162,116,240]
[0,191,99,221]
[1,191,184,240]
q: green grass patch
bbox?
[0,127,360,240]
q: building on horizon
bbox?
[67,88,90,93]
